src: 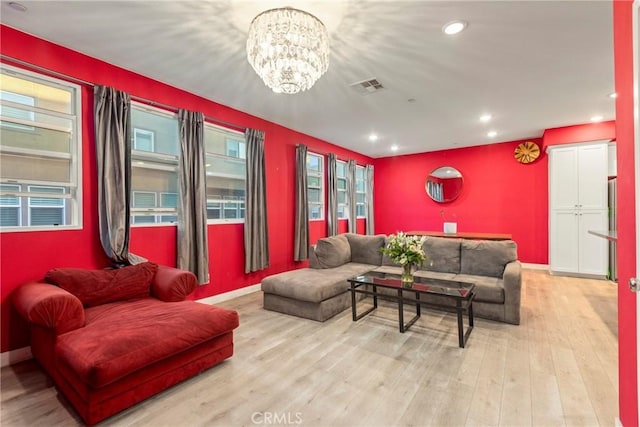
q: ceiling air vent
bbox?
[349,78,385,95]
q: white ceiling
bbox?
[0,0,615,158]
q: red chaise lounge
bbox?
[12,262,239,425]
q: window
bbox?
[336,160,348,219]
[131,191,157,224]
[159,192,178,223]
[0,90,35,130]
[204,124,246,223]
[130,104,179,225]
[356,165,366,218]
[28,185,65,226]
[133,128,155,152]
[225,138,246,159]
[307,152,324,220]
[0,183,70,227]
[0,65,82,230]
[0,184,21,227]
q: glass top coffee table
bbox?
[347,271,476,348]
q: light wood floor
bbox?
[1,269,618,426]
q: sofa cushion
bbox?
[455,274,504,303]
[460,240,517,278]
[422,237,462,274]
[314,234,351,268]
[345,233,386,265]
[151,266,197,302]
[56,298,239,388]
[46,263,158,308]
[261,263,374,303]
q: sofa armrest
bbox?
[151,265,197,302]
[502,260,522,325]
[12,281,85,335]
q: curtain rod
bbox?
[296,143,335,158]
[296,143,360,162]
[1,54,247,133]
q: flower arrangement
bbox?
[381,232,428,283]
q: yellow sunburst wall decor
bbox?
[514,141,541,164]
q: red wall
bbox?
[374,139,548,264]
[374,120,616,266]
[542,121,616,148]
[613,1,637,425]
[0,26,372,352]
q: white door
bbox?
[578,210,609,275]
[549,146,579,210]
[578,144,609,209]
[550,209,579,273]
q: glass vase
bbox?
[401,264,414,287]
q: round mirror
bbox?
[425,166,463,203]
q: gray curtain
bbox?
[347,159,357,233]
[244,128,270,273]
[94,85,144,265]
[294,144,309,261]
[365,164,375,235]
[327,153,338,236]
[177,109,209,284]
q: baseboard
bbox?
[549,270,608,280]
[615,416,623,427]
[1,346,32,368]
[521,263,549,270]
[197,283,261,305]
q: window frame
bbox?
[0,183,22,227]
[306,152,325,221]
[0,64,83,232]
[27,185,66,227]
[130,102,179,227]
[0,90,36,131]
[355,165,367,219]
[336,160,348,220]
[204,122,247,225]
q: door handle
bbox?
[630,278,639,292]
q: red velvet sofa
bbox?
[12,262,239,425]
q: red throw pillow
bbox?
[45,262,158,307]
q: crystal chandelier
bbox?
[246,7,330,94]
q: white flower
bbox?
[381,232,429,268]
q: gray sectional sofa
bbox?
[261,233,522,325]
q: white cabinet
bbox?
[549,142,608,277]
[550,209,608,275]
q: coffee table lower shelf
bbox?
[348,281,475,348]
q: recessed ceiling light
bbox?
[608,92,618,99]
[487,131,497,138]
[369,133,378,142]
[8,2,27,12]
[442,20,468,35]
[480,114,492,123]
[390,144,399,152]
[591,115,604,122]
